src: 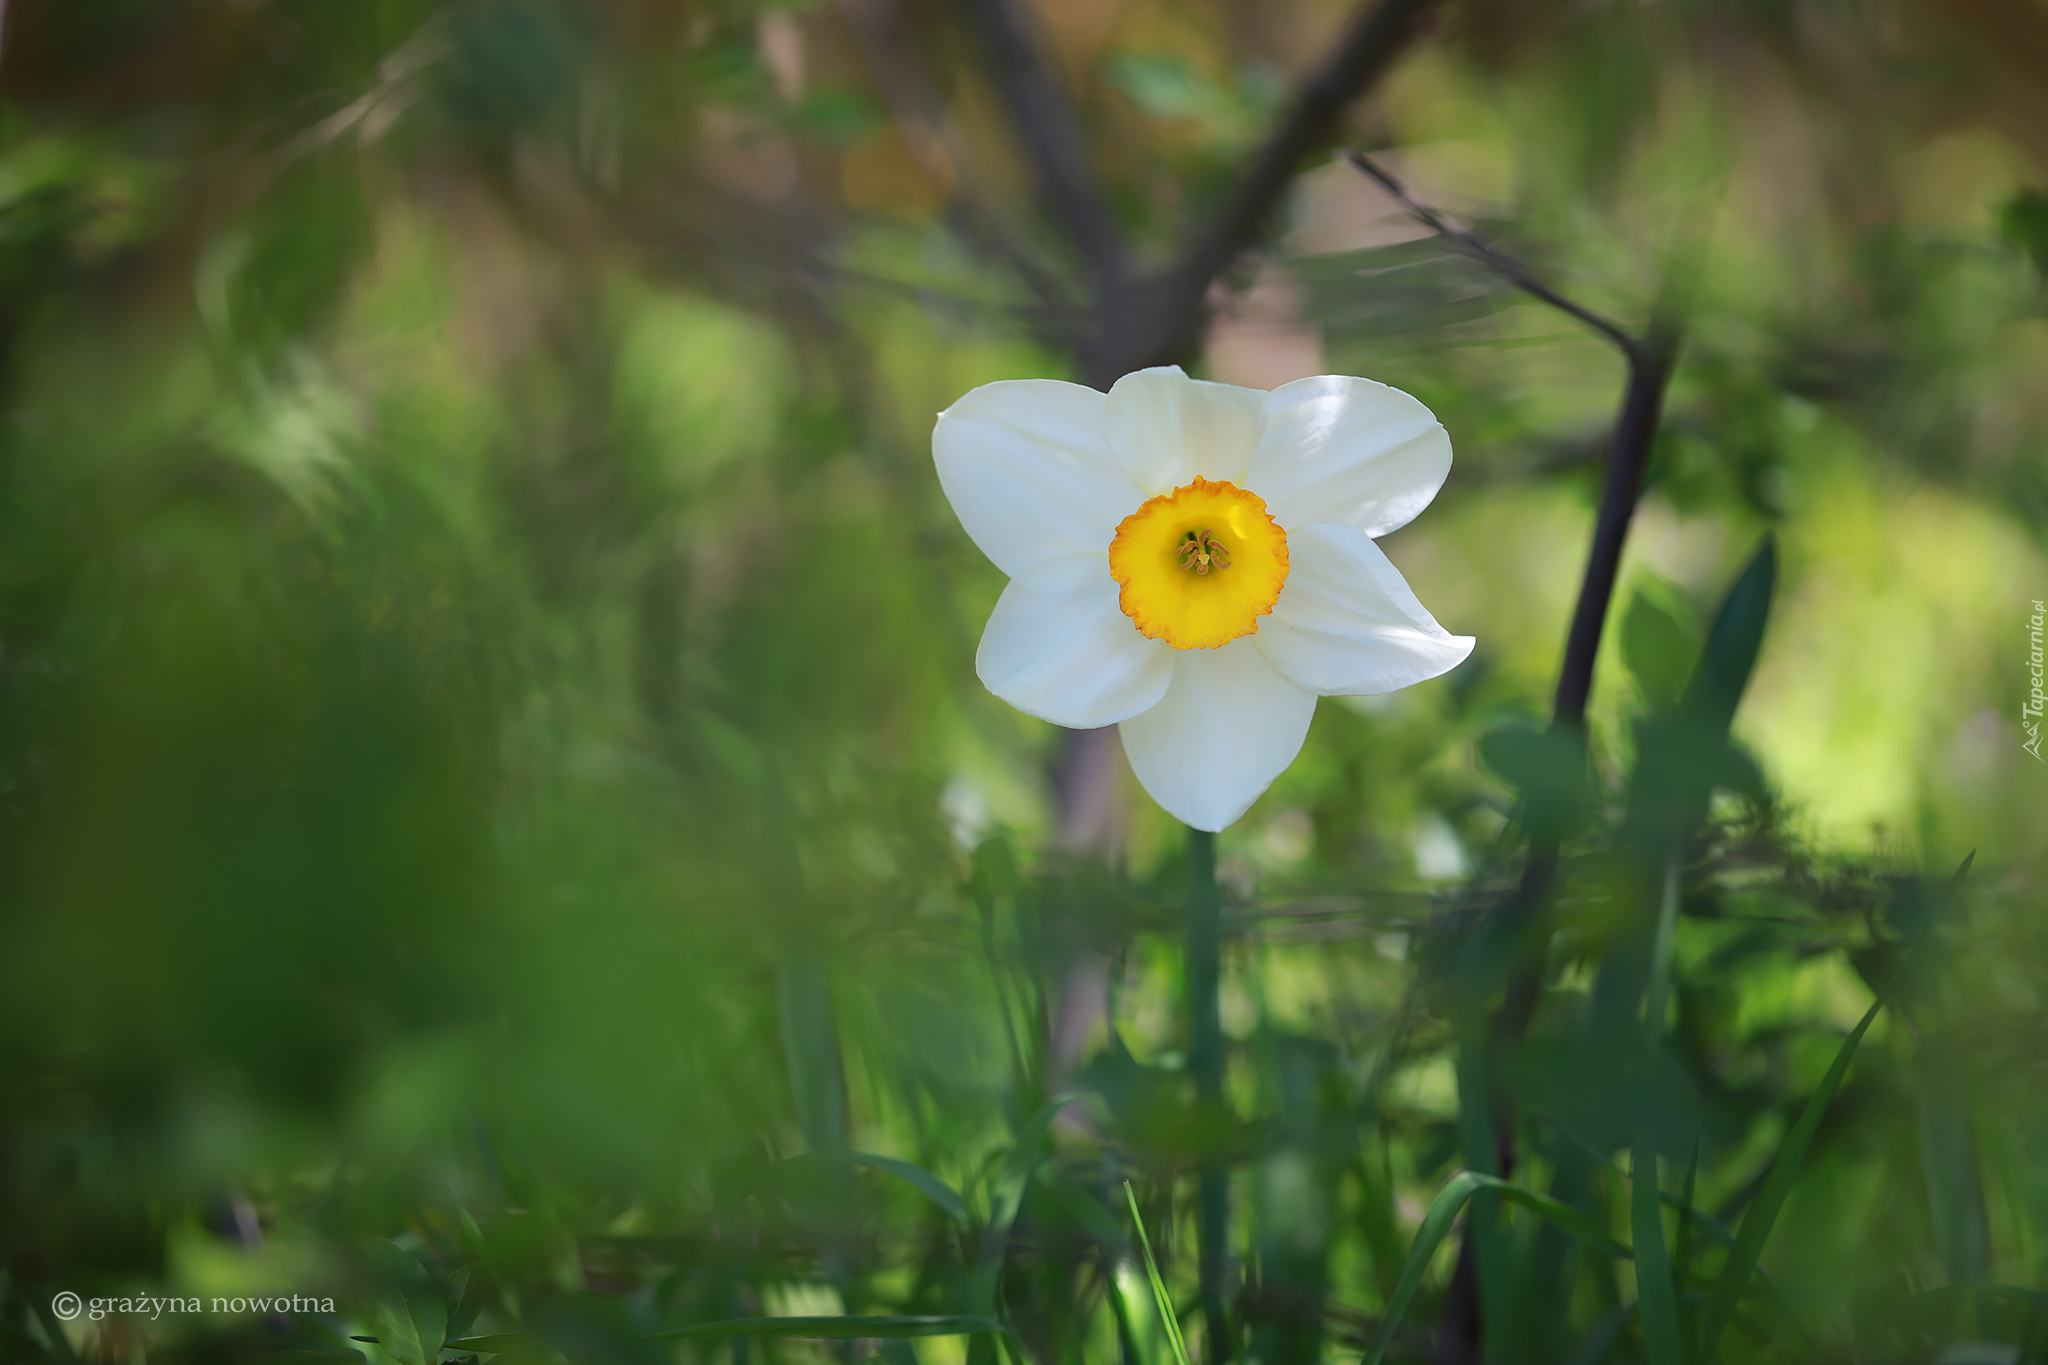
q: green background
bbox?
[0,1,2043,1362]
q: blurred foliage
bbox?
[0,0,2043,1363]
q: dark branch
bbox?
[1085,0,1442,385]
[962,0,1126,290]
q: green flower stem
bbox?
[1186,826,1230,1362]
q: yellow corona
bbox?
[1108,477,1289,649]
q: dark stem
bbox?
[1186,826,1230,1362]
[1341,147,1689,1364]
[1496,309,1680,1036]
[1549,320,1680,727]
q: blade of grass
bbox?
[1357,1131,1404,1303]
[1547,1121,1815,1349]
[1630,1138,1684,1365]
[1485,1179,1635,1260]
[1631,854,1686,1365]
[1548,1126,1736,1256]
[1106,1256,1160,1365]
[1124,1181,1193,1365]
[1698,996,1883,1362]
[1565,1301,1634,1365]
[972,1096,1076,1315]
[1672,1137,1700,1288]
[1361,1171,1640,1365]
[1362,1171,1486,1365]
[1673,1135,1702,1360]
[848,1152,972,1227]
[31,1289,82,1364]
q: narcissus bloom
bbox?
[935,366,1474,831]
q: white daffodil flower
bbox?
[934,365,1474,832]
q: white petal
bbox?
[934,379,1141,577]
[1254,523,1475,695]
[976,554,1174,729]
[1248,375,1451,536]
[1118,643,1316,831]
[1102,366,1268,496]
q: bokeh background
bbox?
[0,0,2044,1362]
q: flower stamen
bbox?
[1178,529,1230,575]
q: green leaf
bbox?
[1477,722,1587,841]
[1699,996,1883,1362]
[445,1264,485,1344]
[2003,187,2048,274]
[847,1152,971,1227]
[364,1239,446,1365]
[647,1316,1002,1341]
[1622,575,1698,710]
[1123,1182,1192,1365]
[1681,537,1776,736]
[1478,724,1583,798]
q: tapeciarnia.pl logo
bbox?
[2026,599,2045,762]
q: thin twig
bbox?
[962,0,1126,291]
[1340,150,1639,362]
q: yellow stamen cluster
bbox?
[1178,529,1230,575]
